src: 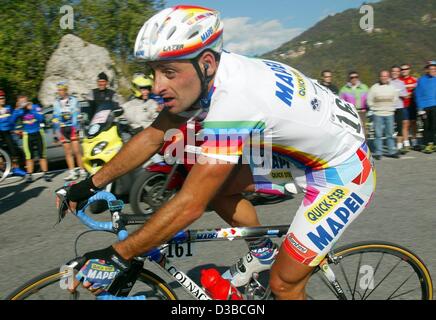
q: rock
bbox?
[38,34,123,107]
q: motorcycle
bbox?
[129,121,295,216]
[82,107,141,213]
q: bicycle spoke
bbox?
[352,252,363,299]
[387,272,415,300]
[339,260,354,299]
[361,252,385,300]
[364,258,402,300]
[389,287,421,300]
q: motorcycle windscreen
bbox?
[87,110,112,138]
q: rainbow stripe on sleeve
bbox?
[201,120,265,157]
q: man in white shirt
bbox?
[367,70,401,159]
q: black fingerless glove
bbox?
[66,176,102,203]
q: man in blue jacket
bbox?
[11,95,51,182]
[415,61,436,154]
[0,90,27,177]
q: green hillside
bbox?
[262,0,436,87]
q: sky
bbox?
[165,0,381,55]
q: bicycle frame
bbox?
[67,191,347,300]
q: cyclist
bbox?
[11,95,51,182]
[61,5,376,300]
[121,74,162,135]
[399,64,418,151]
[86,72,119,122]
[0,90,27,177]
[52,82,86,180]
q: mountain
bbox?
[262,0,436,87]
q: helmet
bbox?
[0,90,5,97]
[426,60,436,68]
[131,75,154,98]
[56,81,68,90]
[134,5,223,61]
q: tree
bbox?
[0,0,161,104]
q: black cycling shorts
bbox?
[60,126,78,143]
[0,130,19,159]
[23,130,46,160]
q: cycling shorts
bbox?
[0,130,19,159]
[402,105,416,121]
[23,130,47,160]
[281,143,376,267]
[60,126,78,143]
[394,109,404,134]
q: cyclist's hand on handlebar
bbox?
[69,246,131,295]
[56,176,101,214]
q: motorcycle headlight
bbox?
[91,142,108,156]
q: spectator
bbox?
[121,74,162,134]
[390,66,409,153]
[399,64,418,150]
[367,70,400,160]
[339,71,369,136]
[0,90,27,176]
[52,82,86,180]
[11,95,51,182]
[319,70,339,95]
[86,72,119,122]
[415,61,436,154]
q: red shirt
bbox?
[399,76,417,107]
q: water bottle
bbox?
[200,268,243,300]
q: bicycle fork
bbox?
[319,253,347,300]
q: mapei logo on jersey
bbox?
[307,192,365,251]
[201,27,214,42]
[305,187,349,224]
[163,44,184,52]
[263,60,295,108]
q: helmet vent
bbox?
[167,26,177,40]
[187,25,202,40]
[182,12,194,23]
[150,23,160,44]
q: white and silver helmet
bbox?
[134,5,224,61]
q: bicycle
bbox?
[0,147,12,183]
[5,191,433,300]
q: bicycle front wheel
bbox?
[307,241,433,300]
[5,267,178,300]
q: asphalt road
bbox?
[1,151,435,300]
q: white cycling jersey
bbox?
[200,51,365,171]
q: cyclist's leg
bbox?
[70,128,84,168]
[270,143,376,299]
[61,127,75,170]
[23,132,34,174]
[37,130,49,172]
[210,164,259,227]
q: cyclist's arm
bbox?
[52,101,61,132]
[91,107,186,188]
[113,157,235,260]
